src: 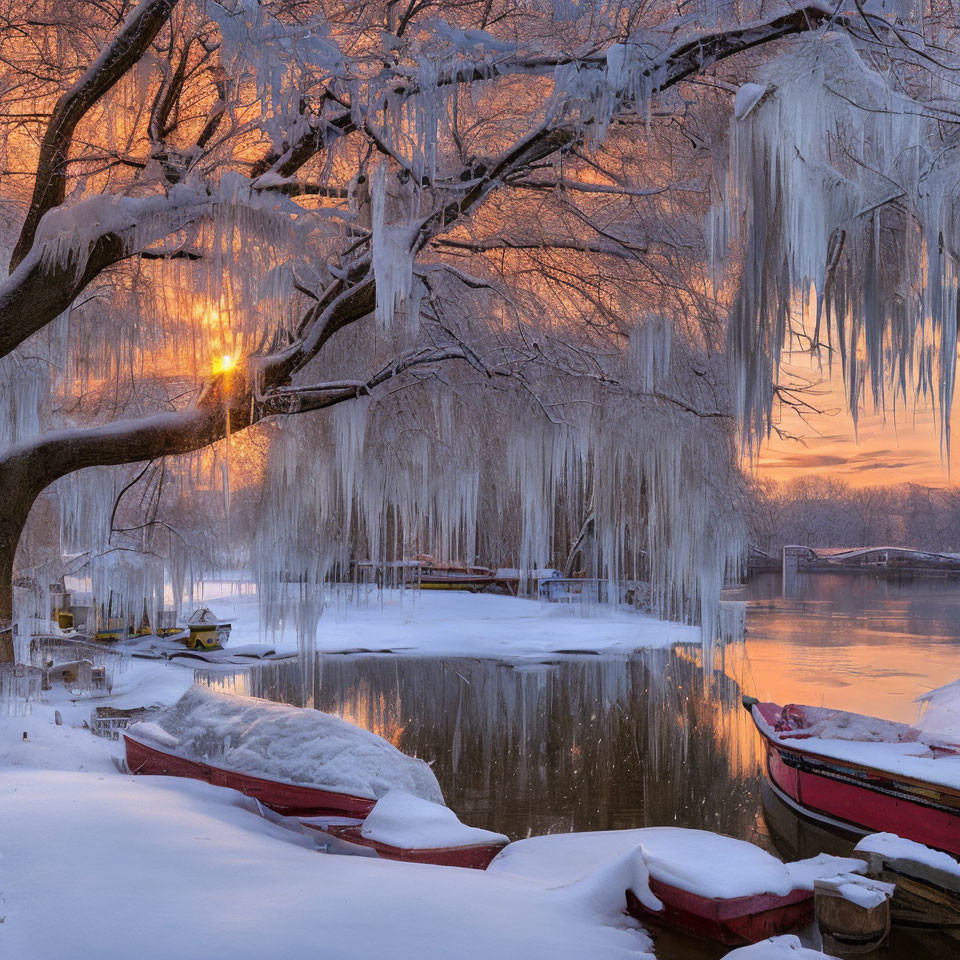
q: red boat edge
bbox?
[299,817,507,869]
[626,880,814,947]
[743,695,960,857]
[123,731,376,818]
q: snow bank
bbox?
[0,770,654,960]
[488,827,861,900]
[199,585,698,659]
[722,936,839,959]
[913,678,960,742]
[131,685,443,803]
[360,790,508,849]
[855,832,960,879]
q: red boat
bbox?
[299,816,508,869]
[745,696,960,857]
[625,879,816,946]
[123,730,377,818]
[486,827,862,946]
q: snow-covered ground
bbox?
[196,583,699,657]
[1,665,843,960]
[1,660,658,960]
[1,590,838,960]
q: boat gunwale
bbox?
[122,730,379,805]
[750,702,960,802]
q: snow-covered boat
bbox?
[123,687,444,818]
[299,790,509,869]
[486,827,865,946]
[124,731,377,817]
[745,696,960,856]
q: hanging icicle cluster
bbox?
[717,33,960,452]
[0,0,795,657]
[250,313,743,653]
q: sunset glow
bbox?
[755,354,960,487]
[213,353,236,376]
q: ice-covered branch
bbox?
[10,0,180,269]
[507,178,675,198]
[0,189,208,358]
[432,238,650,260]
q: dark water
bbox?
[218,574,960,957]
[241,648,765,844]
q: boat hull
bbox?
[416,575,497,591]
[299,818,507,869]
[626,880,813,946]
[749,701,960,858]
[123,733,377,818]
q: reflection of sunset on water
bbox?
[725,573,960,724]
[243,651,771,848]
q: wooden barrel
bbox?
[815,873,893,954]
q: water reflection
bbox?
[240,648,767,843]
[727,572,960,722]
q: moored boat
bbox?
[299,789,509,869]
[123,686,445,818]
[625,879,815,946]
[744,696,960,856]
[486,827,865,946]
[299,818,508,869]
[124,730,377,817]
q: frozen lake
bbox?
[221,574,960,957]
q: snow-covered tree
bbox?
[0,1,855,661]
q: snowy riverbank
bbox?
[0,593,838,960]
[0,661,841,960]
[0,658,660,960]
[195,583,700,657]
[1,590,695,960]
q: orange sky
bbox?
[754,353,959,487]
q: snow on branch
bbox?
[10,0,180,269]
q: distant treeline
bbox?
[748,477,960,556]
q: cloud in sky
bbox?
[753,357,955,487]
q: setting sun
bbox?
[213,353,236,375]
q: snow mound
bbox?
[855,832,960,879]
[912,678,960,743]
[722,936,839,959]
[360,790,508,849]
[788,706,907,743]
[557,845,661,921]
[489,828,864,900]
[130,686,443,803]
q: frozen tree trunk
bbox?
[0,359,371,663]
[0,551,15,662]
[0,460,44,661]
